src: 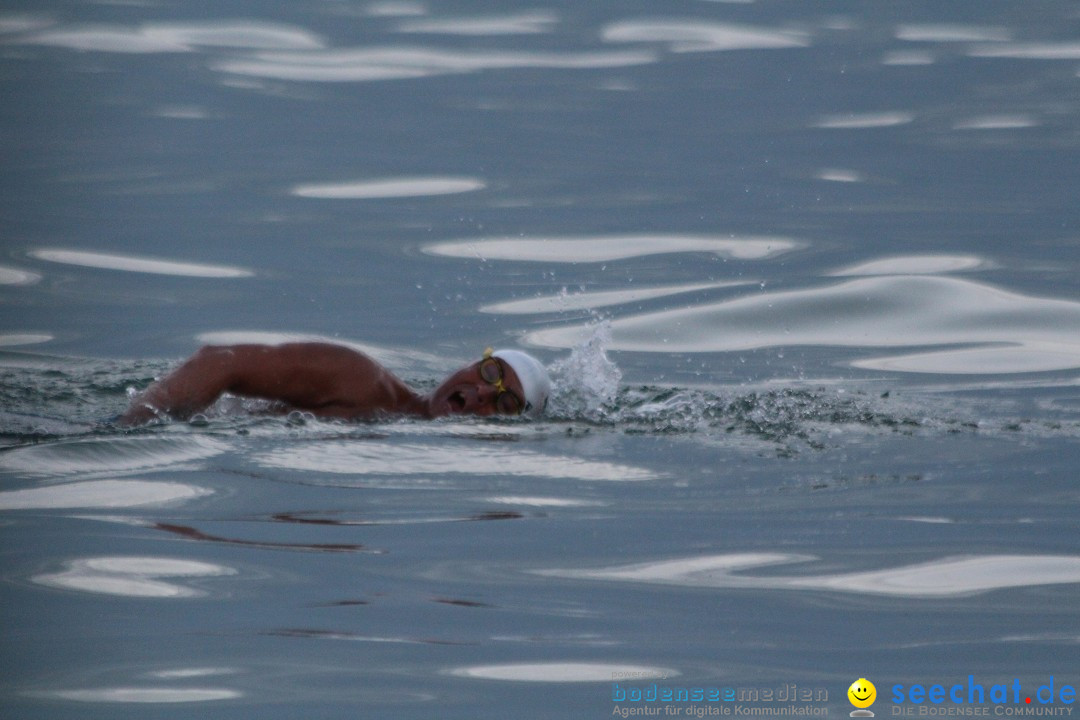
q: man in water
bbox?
[119,342,551,425]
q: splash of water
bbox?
[546,320,622,421]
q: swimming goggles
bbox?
[481,349,524,415]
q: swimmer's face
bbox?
[429,358,525,417]
[848,679,876,709]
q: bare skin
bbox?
[119,342,526,426]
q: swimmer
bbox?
[118,342,550,426]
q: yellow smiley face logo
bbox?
[848,678,876,708]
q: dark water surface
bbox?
[2,1,1080,717]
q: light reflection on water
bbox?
[29,249,254,278]
[0,479,211,510]
[828,254,987,276]
[599,19,809,53]
[256,440,659,481]
[814,168,865,182]
[880,50,935,66]
[43,687,243,703]
[364,2,427,19]
[16,20,325,53]
[812,112,915,129]
[290,176,486,199]
[0,333,53,347]
[539,554,1080,598]
[0,435,229,477]
[424,235,802,263]
[0,265,41,286]
[480,281,753,315]
[894,25,1012,43]
[32,556,237,598]
[447,662,678,682]
[967,42,1080,60]
[953,115,1040,131]
[213,46,658,83]
[523,275,1080,374]
[395,11,560,36]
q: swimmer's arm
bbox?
[119,343,420,424]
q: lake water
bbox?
[2,1,1079,718]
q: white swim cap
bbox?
[492,349,551,416]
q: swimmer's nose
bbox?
[467,382,502,413]
[474,382,498,405]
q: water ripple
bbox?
[953,114,1040,130]
[968,42,1080,60]
[16,20,325,53]
[0,479,211,510]
[813,111,915,129]
[0,264,41,285]
[894,24,1011,43]
[601,19,809,53]
[424,234,801,263]
[396,11,559,36]
[290,176,485,199]
[0,333,52,348]
[525,275,1080,374]
[447,662,678,682]
[32,556,237,598]
[481,281,752,315]
[44,687,242,703]
[0,435,228,478]
[29,249,253,278]
[213,46,656,83]
[538,554,1080,597]
[365,2,427,18]
[829,254,987,276]
[256,440,658,481]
